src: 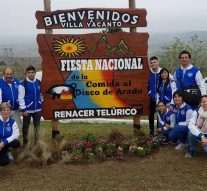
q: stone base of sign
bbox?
[26,117,152,125]
[59,118,152,125]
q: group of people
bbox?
[148,50,207,158]
[0,49,206,166]
[0,66,42,166]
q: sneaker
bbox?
[7,152,14,161]
[175,143,188,150]
[185,151,196,158]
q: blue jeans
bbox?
[188,131,207,152]
[168,125,189,144]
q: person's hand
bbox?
[22,111,29,117]
[156,128,161,133]
[0,142,4,150]
[201,135,207,146]
[165,124,171,129]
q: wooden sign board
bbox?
[37,32,150,119]
[36,8,147,29]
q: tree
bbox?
[159,35,207,76]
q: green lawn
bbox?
[37,121,141,141]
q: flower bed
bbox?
[62,130,160,164]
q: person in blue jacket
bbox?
[174,50,206,108]
[157,68,176,106]
[157,101,176,144]
[168,91,193,150]
[0,102,20,166]
[148,56,162,136]
[0,67,21,129]
[18,66,42,145]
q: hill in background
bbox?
[149,31,207,55]
[0,31,207,78]
[1,31,207,58]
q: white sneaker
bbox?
[7,152,14,161]
[175,143,187,150]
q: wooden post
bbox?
[129,0,136,33]
[43,0,52,34]
[129,0,141,131]
[43,0,60,137]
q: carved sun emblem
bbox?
[53,37,86,58]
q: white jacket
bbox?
[188,108,207,138]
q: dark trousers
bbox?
[148,98,158,135]
[0,140,20,166]
[22,111,41,145]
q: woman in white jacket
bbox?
[185,95,207,158]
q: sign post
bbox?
[43,0,52,34]
[129,0,141,131]
[129,0,136,32]
[43,0,59,135]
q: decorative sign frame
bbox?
[36,8,147,29]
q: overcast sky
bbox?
[0,0,207,38]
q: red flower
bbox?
[70,140,79,150]
[83,141,93,148]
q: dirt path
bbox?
[1,146,207,191]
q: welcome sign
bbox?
[36,8,147,29]
[37,32,149,119]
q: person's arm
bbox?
[173,71,179,89]
[169,113,176,129]
[195,71,206,95]
[188,110,202,138]
[147,78,152,96]
[158,112,165,128]
[18,84,26,112]
[185,109,193,125]
[163,113,176,130]
[169,73,174,81]
[174,69,182,91]
[0,88,2,104]
[40,93,43,102]
[170,81,177,105]
[156,92,159,104]
[1,121,19,146]
[171,81,177,96]
[178,109,193,126]
[163,84,172,103]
